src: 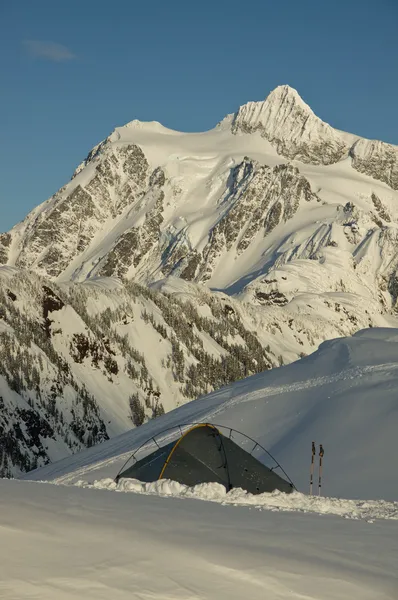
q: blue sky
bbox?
[0,0,397,230]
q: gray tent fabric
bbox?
[116,424,293,495]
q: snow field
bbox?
[1,478,397,600]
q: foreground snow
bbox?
[1,479,397,600]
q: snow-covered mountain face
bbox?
[2,84,398,295]
[1,84,398,476]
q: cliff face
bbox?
[350,138,398,190]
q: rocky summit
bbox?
[1,85,398,476]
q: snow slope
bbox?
[1,478,397,600]
[27,327,398,501]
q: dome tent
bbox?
[115,423,294,495]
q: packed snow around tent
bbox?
[77,477,398,523]
[27,327,398,501]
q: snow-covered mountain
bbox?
[231,85,348,165]
[1,84,398,476]
[1,85,398,293]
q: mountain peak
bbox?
[231,84,347,165]
[231,84,313,131]
[266,84,313,112]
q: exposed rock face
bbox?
[0,233,11,264]
[99,175,165,278]
[72,139,109,178]
[160,233,200,280]
[350,139,398,191]
[154,158,320,284]
[15,145,150,277]
[371,192,391,223]
[198,160,320,282]
[18,185,98,277]
[232,85,348,165]
[355,227,398,308]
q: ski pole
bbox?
[309,441,316,495]
[318,444,324,496]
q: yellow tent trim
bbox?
[158,423,219,480]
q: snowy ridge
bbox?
[351,137,398,190]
